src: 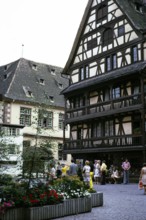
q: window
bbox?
[20,107,31,125]
[103,29,113,46]
[85,65,89,78]
[51,69,55,75]
[3,127,20,136]
[106,56,111,71]
[80,67,84,80]
[32,64,37,70]
[4,65,8,71]
[105,120,114,136]
[8,144,19,154]
[118,25,125,37]
[77,128,83,140]
[132,46,138,62]
[39,79,45,85]
[23,86,33,97]
[38,111,53,128]
[112,54,117,69]
[80,65,89,81]
[27,90,33,97]
[112,87,120,99]
[92,122,102,137]
[58,83,63,89]
[49,96,54,102]
[87,38,97,50]
[59,113,64,130]
[72,96,85,108]
[58,143,67,160]
[96,4,107,23]
[135,3,143,12]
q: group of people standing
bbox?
[82,159,108,188]
[48,158,146,195]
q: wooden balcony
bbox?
[66,94,142,123]
[63,135,143,153]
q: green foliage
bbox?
[52,176,91,199]
[22,140,54,175]
[0,174,14,186]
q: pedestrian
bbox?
[49,164,57,184]
[89,161,94,190]
[100,160,107,185]
[139,162,146,194]
[56,162,62,178]
[82,160,91,188]
[121,158,131,184]
[111,166,120,184]
[69,159,78,176]
[94,160,101,184]
[61,163,68,177]
[77,161,83,181]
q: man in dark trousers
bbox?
[69,159,78,176]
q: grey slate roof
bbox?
[0,58,69,108]
[62,61,146,95]
[62,0,146,75]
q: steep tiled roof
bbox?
[62,0,146,75]
[0,58,69,108]
[116,0,146,31]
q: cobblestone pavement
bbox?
[55,183,146,220]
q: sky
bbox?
[0,0,88,68]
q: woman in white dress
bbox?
[140,163,146,194]
[94,160,101,184]
[82,160,91,187]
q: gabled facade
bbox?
[62,0,146,170]
[0,58,70,172]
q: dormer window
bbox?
[4,65,8,71]
[32,64,37,71]
[27,90,33,97]
[49,96,54,102]
[135,3,143,12]
[51,69,55,75]
[58,83,63,89]
[4,74,7,79]
[23,86,33,97]
[39,78,45,85]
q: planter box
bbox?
[25,197,92,220]
[1,193,103,220]
[0,208,24,220]
[91,192,103,207]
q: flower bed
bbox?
[0,197,92,220]
[0,176,103,220]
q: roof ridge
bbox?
[5,59,21,95]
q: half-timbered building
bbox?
[62,0,146,170]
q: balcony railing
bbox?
[66,94,141,119]
[64,135,142,151]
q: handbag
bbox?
[138,180,143,190]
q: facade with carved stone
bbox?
[62,0,146,170]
